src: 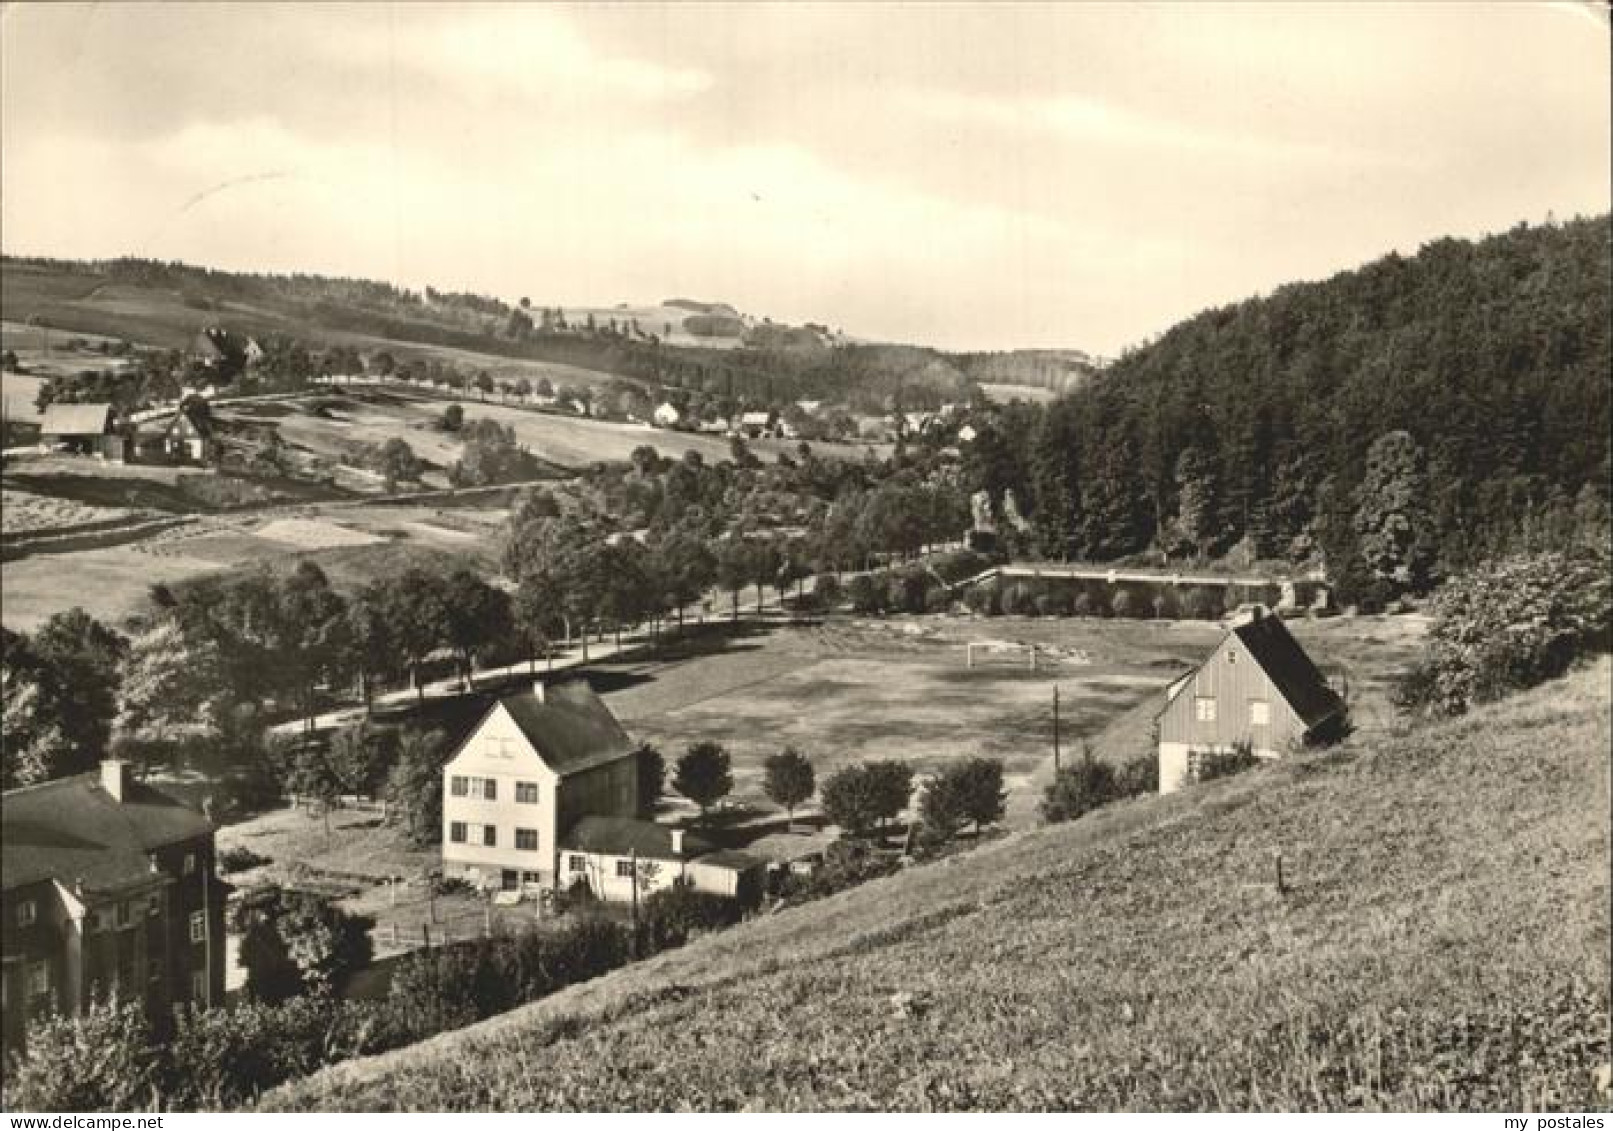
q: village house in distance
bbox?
[0,761,226,1050]
[441,681,764,903]
[1156,607,1348,794]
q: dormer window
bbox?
[18,901,38,927]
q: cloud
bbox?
[338,7,712,105]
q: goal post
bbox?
[965,642,1041,671]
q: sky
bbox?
[1,2,1608,354]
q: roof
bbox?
[560,817,712,861]
[742,830,836,862]
[691,849,767,872]
[1229,614,1345,728]
[40,402,114,436]
[2,773,214,894]
[740,411,772,425]
[191,331,228,360]
[495,680,635,776]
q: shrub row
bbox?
[5,887,744,1112]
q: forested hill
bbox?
[970,216,1611,604]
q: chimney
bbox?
[101,759,134,803]
[1231,603,1267,627]
[670,828,685,856]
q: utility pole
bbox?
[1053,685,1061,774]
[629,847,640,958]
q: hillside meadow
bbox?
[263,654,1608,1112]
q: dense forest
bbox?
[964,217,1611,605]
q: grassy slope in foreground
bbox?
[268,660,1611,1112]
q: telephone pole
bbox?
[1053,685,1061,774]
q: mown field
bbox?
[589,612,1426,828]
[264,658,1611,1112]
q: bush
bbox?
[780,837,900,901]
[218,846,270,874]
[1111,589,1136,618]
[813,573,843,610]
[919,757,1007,839]
[1000,582,1034,616]
[5,995,161,1112]
[1072,591,1097,618]
[1193,741,1260,783]
[1114,751,1160,796]
[1040,752,1120,823]
[642,884,743,950]
[1393,548,1611,716]
[847,574,884,614]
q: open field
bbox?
[0,492,508,631]
[590,612,1424,828]
[267,657,1610,1111]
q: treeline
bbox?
[6,256,976,415]
[963,217,1612,605]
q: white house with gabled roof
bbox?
[441,681,638,894]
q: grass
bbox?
[593,613,1415,828]
[262,658,1609,1112]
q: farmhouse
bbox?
[1156,606,1347,794]
[128,401,213,465]
[739,410,773,438]
[190,326,245,375]
[0,761,227,1051]
[38,402,122,459]
[652,402,682,428]
[441,681,639,895]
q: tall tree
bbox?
[762,747,815,829]
[1353,429,1437,595]
[673,742,733,821]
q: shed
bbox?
[687,849,767,906]
[39,402,121,459]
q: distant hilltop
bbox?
[662,299,741,318]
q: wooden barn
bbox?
[1156,606,1347,794]
[39,402,122,460]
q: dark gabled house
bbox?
[1157,606,1347,793]
[1,762,227,1051]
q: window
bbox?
[17,900,37,927]
[189,911,206,944]
[117,900,134,928]
[482,778,498,802]
[183,852,197,875]
[569,855,588,874]
[449,821,467,844]
[520,871,542,886]
[1227,647,1237,665]
[191,970,207,1003]
[1249,700,1270,726]
[515,781,539,804]
[451,775,468,797]
[28,962,49,998]
[516,829,538,852]
[483,825,497,847]
[1195,697,1218,722]
[615,860,636,878]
